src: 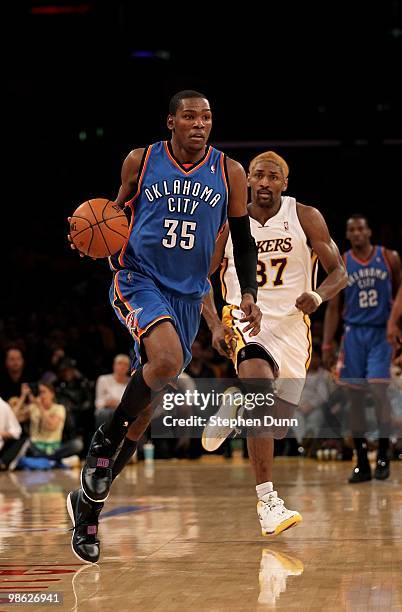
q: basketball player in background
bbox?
[202,151,347,536]
[67,90,261,563]
[323,215,401,483]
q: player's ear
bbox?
[282,178,288,192]
[246,173,251,187]
[167,114,175,132]
[367,227,372,238]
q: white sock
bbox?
[256,481,274,500]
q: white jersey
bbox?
[222,196,318,320]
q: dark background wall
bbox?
[2,1,401,373]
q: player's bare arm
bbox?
[114,147,145,208]
[203,224,235,357]
[322,291,342,369]
[208,222,229,276]
[386,251,402,347]
[226,157,261,335]
[296,203,348,315]
[385,249,402,296]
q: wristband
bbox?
[307,291,323,307]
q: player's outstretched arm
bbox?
[387,281,402,348]
[296,204,348,315]
[114,148,146,208]
[322,292,342,369]
[226,158,261,336]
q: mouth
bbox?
[258,190,272,197]
[189,133,205,141]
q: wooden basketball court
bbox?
[1,457,401,611]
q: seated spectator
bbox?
[296,350,334,442]
[41,347,67,385]
[54,358,93,454]
[0,396,24,470]
[0,347,36,401]
[94,354,130,428]
[186,339,215,379]
[15,383,83,467]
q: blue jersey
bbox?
[343,246,392,326]
[110,141,228,300]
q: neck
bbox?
[114,373,127,383]
[248,198,282,225]
[10,371,22,382]
[352,243,373,259]
[170,138,206,164]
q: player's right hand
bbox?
[322,345,336,370]
[387,320,402,350]
[67,217,96,259]
[211,323,236,359]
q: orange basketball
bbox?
[69,198,129,258]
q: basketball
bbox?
[69,198,129,258]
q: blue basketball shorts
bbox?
[110,269,202,372]
[337,324,392,383]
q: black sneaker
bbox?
[81,425,116,502]
[348,464,372,483]
[67,489,103,564]
[374,459,390,480]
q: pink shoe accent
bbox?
[96,458,110,468]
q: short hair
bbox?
[114,354,130,364]
[347,213,370,227]
[249,151,289,178]
[168,90,208,115]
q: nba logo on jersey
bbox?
[210,164,216,174]
[126,308,143,338]
[284,221,289,231]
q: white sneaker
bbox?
[201,386,244,451]
[258,548,304,605]
[257,491,302,537]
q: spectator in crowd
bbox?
[0,347,34,401]
[94,354,130,429]
[0,396,23,470]
[41,347,66,385]
[54,358,93,454]
[296,349,335,442]
[186,339,215,379]
[15,382,83,465]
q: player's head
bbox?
[167,90,212,152]
[248,151,289,206]
[346,214,371,249]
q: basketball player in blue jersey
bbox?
[323,214,401,483]
[66,90,261,563]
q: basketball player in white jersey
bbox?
[202,151,347,536]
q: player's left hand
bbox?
[387,321,402,350]
[295,292,321,315]
[239,294,262,336]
